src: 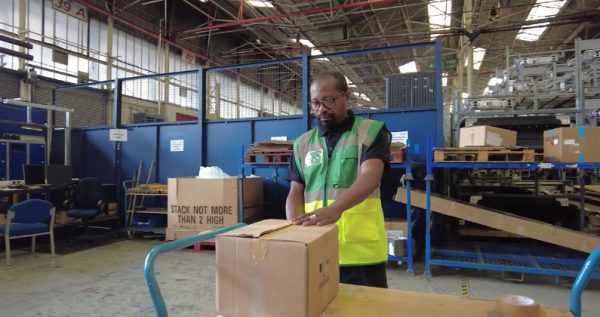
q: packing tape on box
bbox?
[252,239,268,261]
[496,295,541,317]
[578,127,586,137]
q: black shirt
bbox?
[288,111,391,184]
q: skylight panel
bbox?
[428,0,452,38]
[516,0,567,41]
[399,61,418,73]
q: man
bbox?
[286,71,391,288]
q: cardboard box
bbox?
[216,219,339,317]
[459,126,517,147]
[385,219,408,233]
[0,214,5,226]
[167,176,263,240]
[387,230,406,257]
[543,127,600,162]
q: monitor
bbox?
[23,165,46,185]
[45,165,73,185]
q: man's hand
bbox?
[292,206,342,226]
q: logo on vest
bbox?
[304,149,323,168]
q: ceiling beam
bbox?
[172,0,397,37]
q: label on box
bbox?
[271,136,288,141]
[564,139,579,146]
[169,204,233,230]
[553,139,558,145]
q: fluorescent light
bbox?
[247,0,274,8]
[299,39,315,48]
[464,47,486,70]
[399,61,418,73]
[428,0,452,38]
[516,0,567,42]
[311,49,323,56]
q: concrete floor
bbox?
[1,239,599,317]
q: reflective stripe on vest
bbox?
[293,117,388,265]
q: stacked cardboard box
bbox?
[459,126,517,148]
[543,127,600,162]
[166,176,263,240]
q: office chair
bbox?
[66,177,108,243]
[0,199,56,266]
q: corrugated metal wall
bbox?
[0,70,21,99]
[32,79,109,127]
[385,73,436,110]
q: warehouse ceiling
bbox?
[83,0,600,103]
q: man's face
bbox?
[310,79,348,128]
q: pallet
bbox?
[192,241,216,253]
[245,150,292,164]
[434,147,535,162]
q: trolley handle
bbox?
[570,246,600,317]
[143,223,246,317]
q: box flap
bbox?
[220,219,292,238]
[219,219,337,245]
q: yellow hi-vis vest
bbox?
[293,117,388,265]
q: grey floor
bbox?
[1,239,599,317]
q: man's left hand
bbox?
[292,206,342,226]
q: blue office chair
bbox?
[67,177,107,242]
[0,199,56,266]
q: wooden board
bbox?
[201,284,571,317]
[434,147,535,162]
[574,184,600,194]
[395,188,600,253]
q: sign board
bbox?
[109,129,127,142]
[182,49,195,65]
[271,136,288,141]
[170,139,184,152]
[427,59,457,71]
[391,131,408,145]
[53,0,88,21]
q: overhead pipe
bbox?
[173,0,397,37]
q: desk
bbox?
[203,283,571,317]
[0,185,71,204]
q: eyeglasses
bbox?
[309,91,346,111]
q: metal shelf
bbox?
[431,242,600,280]
[431,162,600,169]
[422,138,600,278]
[126,208,167,215]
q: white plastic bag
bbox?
[197,166,230,179]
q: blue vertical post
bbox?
[113,78,124,228]
[404,139,414,276]
[301,54,310,132]
[434,39,444,146]
[239,144,245,224]
[424,138,434,278]
[197,68,206,166]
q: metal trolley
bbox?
[143,223,599,317]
